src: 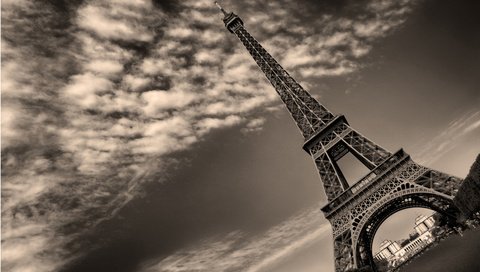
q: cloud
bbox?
[463,118,480,133]
[196,115,243,135]
[414,110,480,165]
[238,0,417,78]
[124,74,151,91]
[77,4,153,42]
[1,0,418,271]
[246,224,330,272]
[140,204,329,272]
[130,116,197,154]
[63,73,114,108]
[242,117,267,133]
[2,223,65,272]
[85,60,124,77]
[141,90,197,116]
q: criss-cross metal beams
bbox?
[327,160,462,271]
[233,26,335,138]
[311,122,393,201]
[315,152,346,200]
[354,193,457,269]
[415,169,461,196]
[334,230,355,271]
[343,130,391,166]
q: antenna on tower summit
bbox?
[214,1,228,16]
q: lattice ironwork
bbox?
[309,123,352,156]
[414,169,462,196]
[351,183,449,245]
[343,130,391,166]
[315,152,345,200]
[237,28,336,138]
[323,158,462,269]
[221,13,335,138]
[217,6,464,272]
[331,212,352,238]
[354,193,458,268]
[334,230,355,272]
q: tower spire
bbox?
[216,5,335,139]
[214,1,228,17]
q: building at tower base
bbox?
[373,215,436,268]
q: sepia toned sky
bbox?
[1,0,479,272]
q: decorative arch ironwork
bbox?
[354,192,458,270]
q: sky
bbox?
[1,0,480,272]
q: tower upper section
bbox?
[217,3,392,202]
[215,2,335,139]
[215,1,244,33]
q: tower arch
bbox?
[353,191,457,269]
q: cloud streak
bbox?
[140,205,329,272]
[414,110,480,166]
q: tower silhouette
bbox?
[216,3,462,271]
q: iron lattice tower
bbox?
[216,4,462,271]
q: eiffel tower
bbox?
[215,3,462,271]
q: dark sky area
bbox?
[2,0,479,272]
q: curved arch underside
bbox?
[355,192,457,268]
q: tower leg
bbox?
[333,230,355,272]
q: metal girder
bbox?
[326,161,461,271]
[354,193,458,268]
[315,152,345,200]
[343,130,391,166]
[334,230,355,272]
[234,27,334,138]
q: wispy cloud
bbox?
[234,0,418,78]
[140,205,329,272]
[414,110,480,165]
[1,0,417,270]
